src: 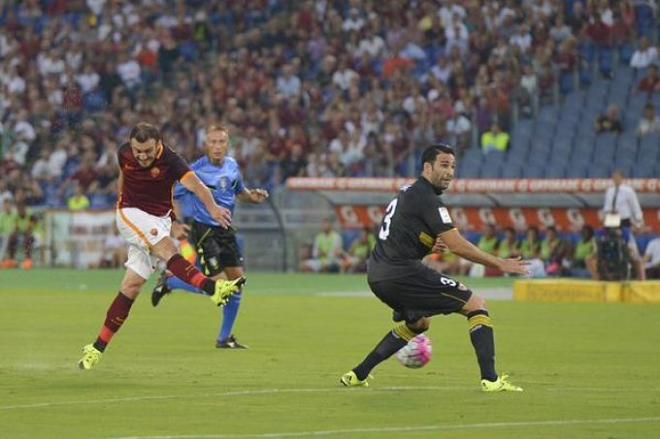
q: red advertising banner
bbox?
[288,178,660,193]
[335,206,660,232]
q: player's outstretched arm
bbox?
[180,172,232,228]
[439,228,529,275]
[237,188,269,204]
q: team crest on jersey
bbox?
[219,177,229,190]
[150,167,161,178]
[438,207,452,224]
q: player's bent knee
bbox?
[463,293,487,313]
[151,237,178,261]
[407,317,431,334]
[120,282,142,299]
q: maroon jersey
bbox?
[117,143,191,216]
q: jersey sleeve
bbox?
[116,146,125,168]
[421,196,455,236]
[173,182,190,200]
[167,150,192,181]
[234,168,246,195]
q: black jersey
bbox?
[368,177,455,281]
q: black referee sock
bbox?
[467,310,498,381]
[353,323,416,381]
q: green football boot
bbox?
[481,374,523,392]
[78,344,103,370]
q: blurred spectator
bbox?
[465,224,500,277]
[0,0,654,214]
[637,64,660,94]
[540,226,569,276]
[549,14,573,44]
[637,104,660,137]
[521,226,546,277]
[643,237,660,279]
[300,218,343,273]
[340,227,375,273]
[2,203,35,270]
[0,180,12,208]
[603,170,644,232]
[630,37,658,70]
[498,227,521,259]
[98,224,127,269]
[517,63,539,115]
[276,64,302,100]
[280,143,307,182]
[67,183,91,211]
[481,122,510,153]
[0,201,16,260]
[602,170,645,279]
[569,225,597,279]
[595,104,623,133]
[446,112,472,152]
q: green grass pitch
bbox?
[1,269,659,438]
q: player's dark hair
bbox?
[421,143,455,167]
[129,122,161,143]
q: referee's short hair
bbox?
[421,143,455,167]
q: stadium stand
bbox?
[0,1,657,275]
[1,0,657,211]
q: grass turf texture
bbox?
[1,270,659,438]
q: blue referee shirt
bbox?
[174,156,245,227]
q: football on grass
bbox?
[395,334,432,368]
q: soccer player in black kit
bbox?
[340,144,528,392]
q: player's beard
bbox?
[435,175,452,191]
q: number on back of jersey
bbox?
[379,199,398,240]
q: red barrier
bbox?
[335,205,660,232]
[287,178,660,193]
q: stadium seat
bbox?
[614,65,634,85]
[533,121,556,141]
[544,165,566,178]
[501,165,523,178]
[458,160,481,178]
[521,165,544,178]
[631,165,655,178]
[573,135,595,155]
[551,146,572,162]
[480,164,502,178]
[538,105,560,125]
[586,164,611,178]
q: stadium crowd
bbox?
[1,0,657,211]
[0,0,657,274]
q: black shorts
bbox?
[368,264,472,323]
[189,221,244,276]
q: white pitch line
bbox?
[112,417,660,439]
[2,385,659,411]
[0,387,456,410]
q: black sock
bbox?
[467,310,497,381]
[353,323,416,381]
[93,340,107,352]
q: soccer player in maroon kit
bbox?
[78,122,245,370]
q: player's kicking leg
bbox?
[151,271,172,306]
[79,237,243,369]
[340,318,430,387]
[461,294,522,392]
[78,268,144,370]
